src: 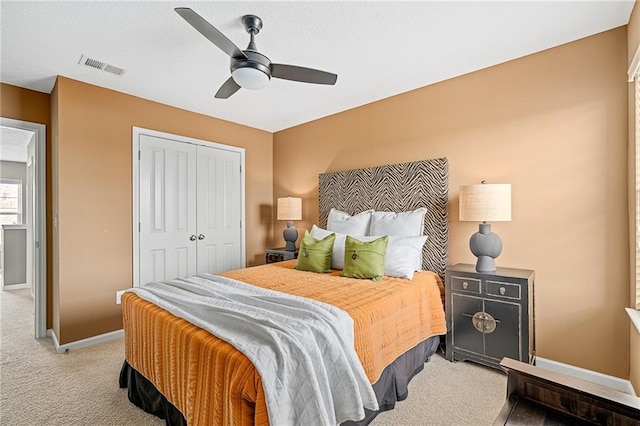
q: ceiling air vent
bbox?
[78,54,126,76]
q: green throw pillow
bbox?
[341,235,388,281]
[295,230,336,273]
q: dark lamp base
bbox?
[469,223,502,273]
[283,221,298,252]
[475,255,496,272]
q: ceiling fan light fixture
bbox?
[231,66,270,90]
[175,8,337,98]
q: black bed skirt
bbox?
[119,335,441,426]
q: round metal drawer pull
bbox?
[462,282,468,290]
[472,311,497,334]
[198,234,205,240]
[189,235,197,241]
[499,287,506,295]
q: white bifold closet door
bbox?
[195,142,242,275]
[139,134,242,286]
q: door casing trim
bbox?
[131,127,246,287]
[0,117,47,339]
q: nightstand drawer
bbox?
[486,280,521,300]
[450,276,481,294]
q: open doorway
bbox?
[0,118,46,339]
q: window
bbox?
[0,179,22,225]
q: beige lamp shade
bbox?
[459,183,511,222]
[277,197,302,221]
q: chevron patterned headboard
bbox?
[318,157,449,281]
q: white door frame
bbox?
[27,154,35,297]
[0,117,47,339]
[131,127,246,287]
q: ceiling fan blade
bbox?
[215,77,241,99]
[271,64,337,85]
[175,8,247,59]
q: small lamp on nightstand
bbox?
[277,196,302,251]
[459,181,511,272]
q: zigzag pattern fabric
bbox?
[319,158,449,281]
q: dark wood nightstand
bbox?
[265,248,298,264]
[445,263,535,370]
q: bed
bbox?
[119,157,450,425]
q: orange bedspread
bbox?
[122,261,446,425]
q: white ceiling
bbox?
[0,1,634,133]
[0,126,33,163]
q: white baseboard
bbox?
[536,356,636,396]
[47,328,124,354]
[3,283,29,290]
[47,328,59,349]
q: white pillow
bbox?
[311,225,349,269]
[310,225,427,280]
[369,208,427,237]
[384,235,428,280]
[327,208,373,236]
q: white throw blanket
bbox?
[127,274,378,426]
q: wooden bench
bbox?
[494,358,640,425]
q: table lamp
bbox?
[277,197,302,251]
[459,181,511,272]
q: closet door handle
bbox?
[189,235,197,241]
[198,234,205,240]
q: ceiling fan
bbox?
[175,7,338,99]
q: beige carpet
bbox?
[0,288,506,425]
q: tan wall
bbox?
[273,28,629,378]
[0,83,53,328]
[628,0,640,394]
[53,77,273,344]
